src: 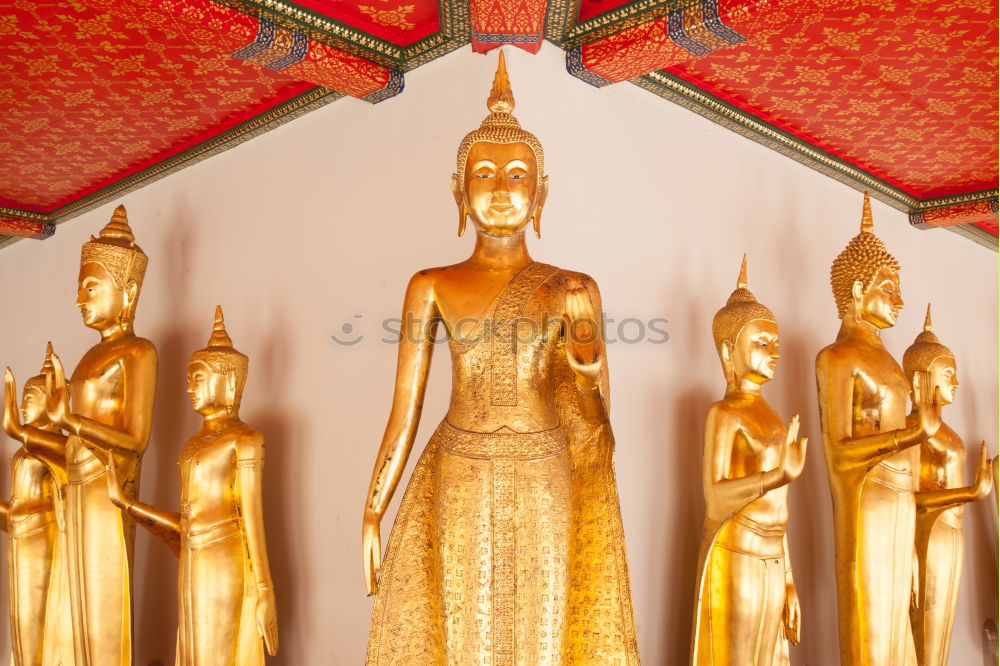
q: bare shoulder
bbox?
[115,335,157,365]
[815,340,849,372]
[232,423,265,459]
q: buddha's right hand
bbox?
[363,508,382,596]
[911,370,942,439]
[2,368,23,440]
[779,415,808,484]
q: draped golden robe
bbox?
[64,437,133,666]
[6,450,56,666]
[367,263,639,665]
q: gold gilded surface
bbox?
[104,306,278,664]
[363,51,638,664]
[816,193,942,665]
[691,256,806,666]
[904,306,992,666]
[42,205,157,666]
[2,349,64,666]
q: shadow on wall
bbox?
[657,293,714,664]
[247,307,297,664]
[135,205,196,662]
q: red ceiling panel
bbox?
[290,0,440,46]
[665,0,998,200]
[0,0,314,213]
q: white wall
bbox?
[0,43,995,665]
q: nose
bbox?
[76,288,85,307]
[893,290,904,308]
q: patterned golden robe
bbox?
[367,263,639,665]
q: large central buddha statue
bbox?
[362,51,639,665]
[816,193,940,665]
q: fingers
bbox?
[787,414,800,443]
[266,623,278,655]
[50,352,65,386]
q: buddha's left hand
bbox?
[564,287,602,389]
[783,581,801,644]
[256,584,279,655]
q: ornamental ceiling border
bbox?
[0,0,995,251]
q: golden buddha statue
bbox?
[904,305,992,666]
[42,204,157,666]
[691,256,806,666]
[103,306,278,665]
[362,51,639,665]
[1,349,61,666]
[816,192,942,665]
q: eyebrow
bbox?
[471,160,497,169]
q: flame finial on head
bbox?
[487,50,515,114]
[923,303,933,332]
[861,191,874,233]
[736,253,748,289]
[207,305,234,348]
[100,205,136,244]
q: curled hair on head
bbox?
[830,192,900,319]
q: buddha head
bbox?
[903,304,958,405]
[187,306,249,417]
[78,205,148,334]
[712,256,780,389]
[830,192,902,328]
[452,50,548,238]
[21,343,54,428]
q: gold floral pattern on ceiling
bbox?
[358,3,417,30]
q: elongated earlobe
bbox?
[458,205,467,237]
[532,209,542,239]
[226,371,237,415]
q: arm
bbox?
[564,284,608,424]
[704,407,802,518]
[104,451,180,556]
[46,346,157,458]
[583,278,611,414]
[4,369,67,479]
[236,432,278,656]
[363,272,439,595]
[0,501,8,532]
[916,441,993,512]
[782,533,801,644]
[817,357,936,471]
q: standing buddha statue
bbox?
[1,349,61,666]
[362,51,639,665]
[104,306,278,664]
[691,256,807,665]
[816,192,940,665]
[904,305,992,666]
[43,204,157,666]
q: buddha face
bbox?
[186,360,228,416]
[855,266,903,329]
[77,262,125,330]
[455,141,545,236]
[927,356,959,405]
[20,386,47,427]
[731,319,780,385]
